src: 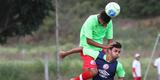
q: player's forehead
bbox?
[112,47,121,51]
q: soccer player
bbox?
[153,54,160,80]
[60,42,125,80]
[132,53,142,80]
[92,41,125,80]
[60,10,114,80]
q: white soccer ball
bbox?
[105,2,120,17]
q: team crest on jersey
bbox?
[90,60,96,65]
[103,64,109,70]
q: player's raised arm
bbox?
[87,38,111,49]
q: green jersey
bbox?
[116,61,125,77]
[80,14,113,59]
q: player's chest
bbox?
[92,26,107,37]
[95,58,117,78]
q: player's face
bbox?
[110,47,121,59]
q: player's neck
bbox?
[106,53,113,62]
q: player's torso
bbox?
[92,24,107,41]
[133,60,141,76]
[80,15,108,51]
[93,51,117,80]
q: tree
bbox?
[119,0,160,18]
[0,0,53,43]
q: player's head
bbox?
[98,10,111,26]
[108,41,122,59]
[109,41,122,50]
[134,53,140,60]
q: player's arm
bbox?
[108,39,113,44]
[87,38,110,49]
[132,67,137,77]
[132,61,138,77]
[116,62,125,80]
[153,60,157,68]
[59,47,83,59]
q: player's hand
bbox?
[59,51,66,59]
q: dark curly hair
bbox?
[99,10,111,23]
[109,41,122,49]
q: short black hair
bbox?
[99,10,111,23]
[109,41,122,49]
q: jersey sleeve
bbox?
[132,61,136,68]
[105,20,113,39]
[82,16,95,39]
[116,61,125,77]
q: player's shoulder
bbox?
[117,60,123,67]
[116,61,124,69]
[133,59,139,63]
[117,61,122,65]
[85,14,98,25]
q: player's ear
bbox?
[108,48,112,53]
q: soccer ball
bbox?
[105,2,120,17]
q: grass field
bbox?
[0,55,157,80]
[0,26,159,80]
[0,43,158,80]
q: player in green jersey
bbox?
[60,10,114,80]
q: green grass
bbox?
[60,54,82,79]
[0,60,44,80]
[0,44,158,80]
[0,55,157,80]
[0,25,159,80]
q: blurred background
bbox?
[0,0,159,80]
